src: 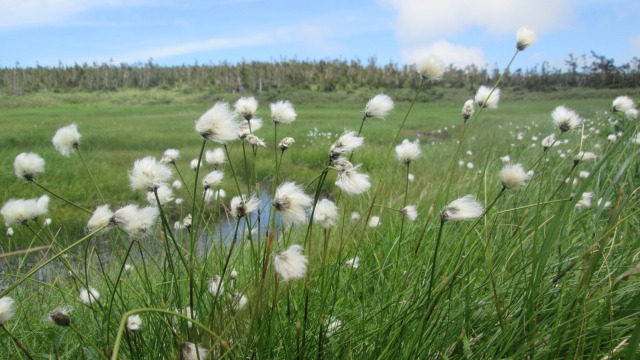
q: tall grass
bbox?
[2,44,640,359]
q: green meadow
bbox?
[1,85,640,359]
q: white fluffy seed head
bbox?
[402,205,418,222]
[182,342,208,360]
[273,244,308,281]
[209,275,224,296]
[147,184,174,206]
[279,137,295,151]
[232,292,248,311]
[129,156,172,192]
[369,216,381,228]
[516,26,537,50]
[541,134,557,149]
[270,100,297,125]
[230,194,261,219]
[78,287,100,305]
[1,195,49,226]
[86,205,114,233]
[574,151,597,164]
[462,99,475,122]
[205,148,226,169]
[363,94,394,119]
[351,212,361,223]
[440,195,484,222]
[245,134,266,147]
[160,149,180,164]
[418,56,444,80]
[202,170,224,190]
[335,165,371,195]
[272,182,313,227]
[14,152,45,181]
[127,315,142,332]
[475,86,501,109]
[195,102,240,143]
[52,124,81,156]
[395,139,421,165]
[575,192,594,211]
[329,131,364,160]
[0,297,15,325]
[612,96,635,113]
[235,96,259,120]
[345,256,360,269]
[500,163,531,189]
[314,198,339,229]
[113,205,160,239]
[552,105,581,133]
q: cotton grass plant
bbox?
[2,25,640,359]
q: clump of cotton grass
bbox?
[78,287,100,306]
[440,195,484,222]
[270,100,297,125]
[113,204,160,239]
[402,205,418,222]
[126,315,142,332]
[160,149,180,164]
[209,275,224,296]
[335,164,371,195]
[182,342,208,360]
[6,227,13,237]
[86,205,114,233]
[0,297,15,326]
[474,86,501,109]
[499,163,531,189]
[202,170,224,190]
[235,96,259,121]
[146,184,174,206]
[205,148,226,169]
[314,198,339,229]
[516,26,537,51]
[1,195,49,226]
[14,153,45,182]
[418,56,444,81]
[626,108,638,120]
[196,102,239,143]
[52,123,81,156]
[230,194,261,219]
[500,155,511,163]
[363,94,394,120]
[574,151,597,165]
[129,156,172,192]
[345,256,360,269]
[462,99,475,123]
[351,212,361,223]
[552,105,582,133]
[329,131,364,160]
[612,96,635,113]
[273,244,308,281]
[272,182,313,227]
[395,139,421,165]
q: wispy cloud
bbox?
[402,40,486,68]
[114,33,277,63]
[0,0,149,29]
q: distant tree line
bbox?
[1,52,638,95]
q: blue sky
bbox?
[1,0,638,71]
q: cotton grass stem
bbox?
[1,325,34,360]
[75,148,105,203]
[31,180,91,214]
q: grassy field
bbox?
[1,86,640,359]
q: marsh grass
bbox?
[1,79,640,359]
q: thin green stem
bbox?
[31,180,91,214]
[75,148,105,203]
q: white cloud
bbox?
[402,40,487,68]
[382,0,573,43]
[0,0,148,28]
